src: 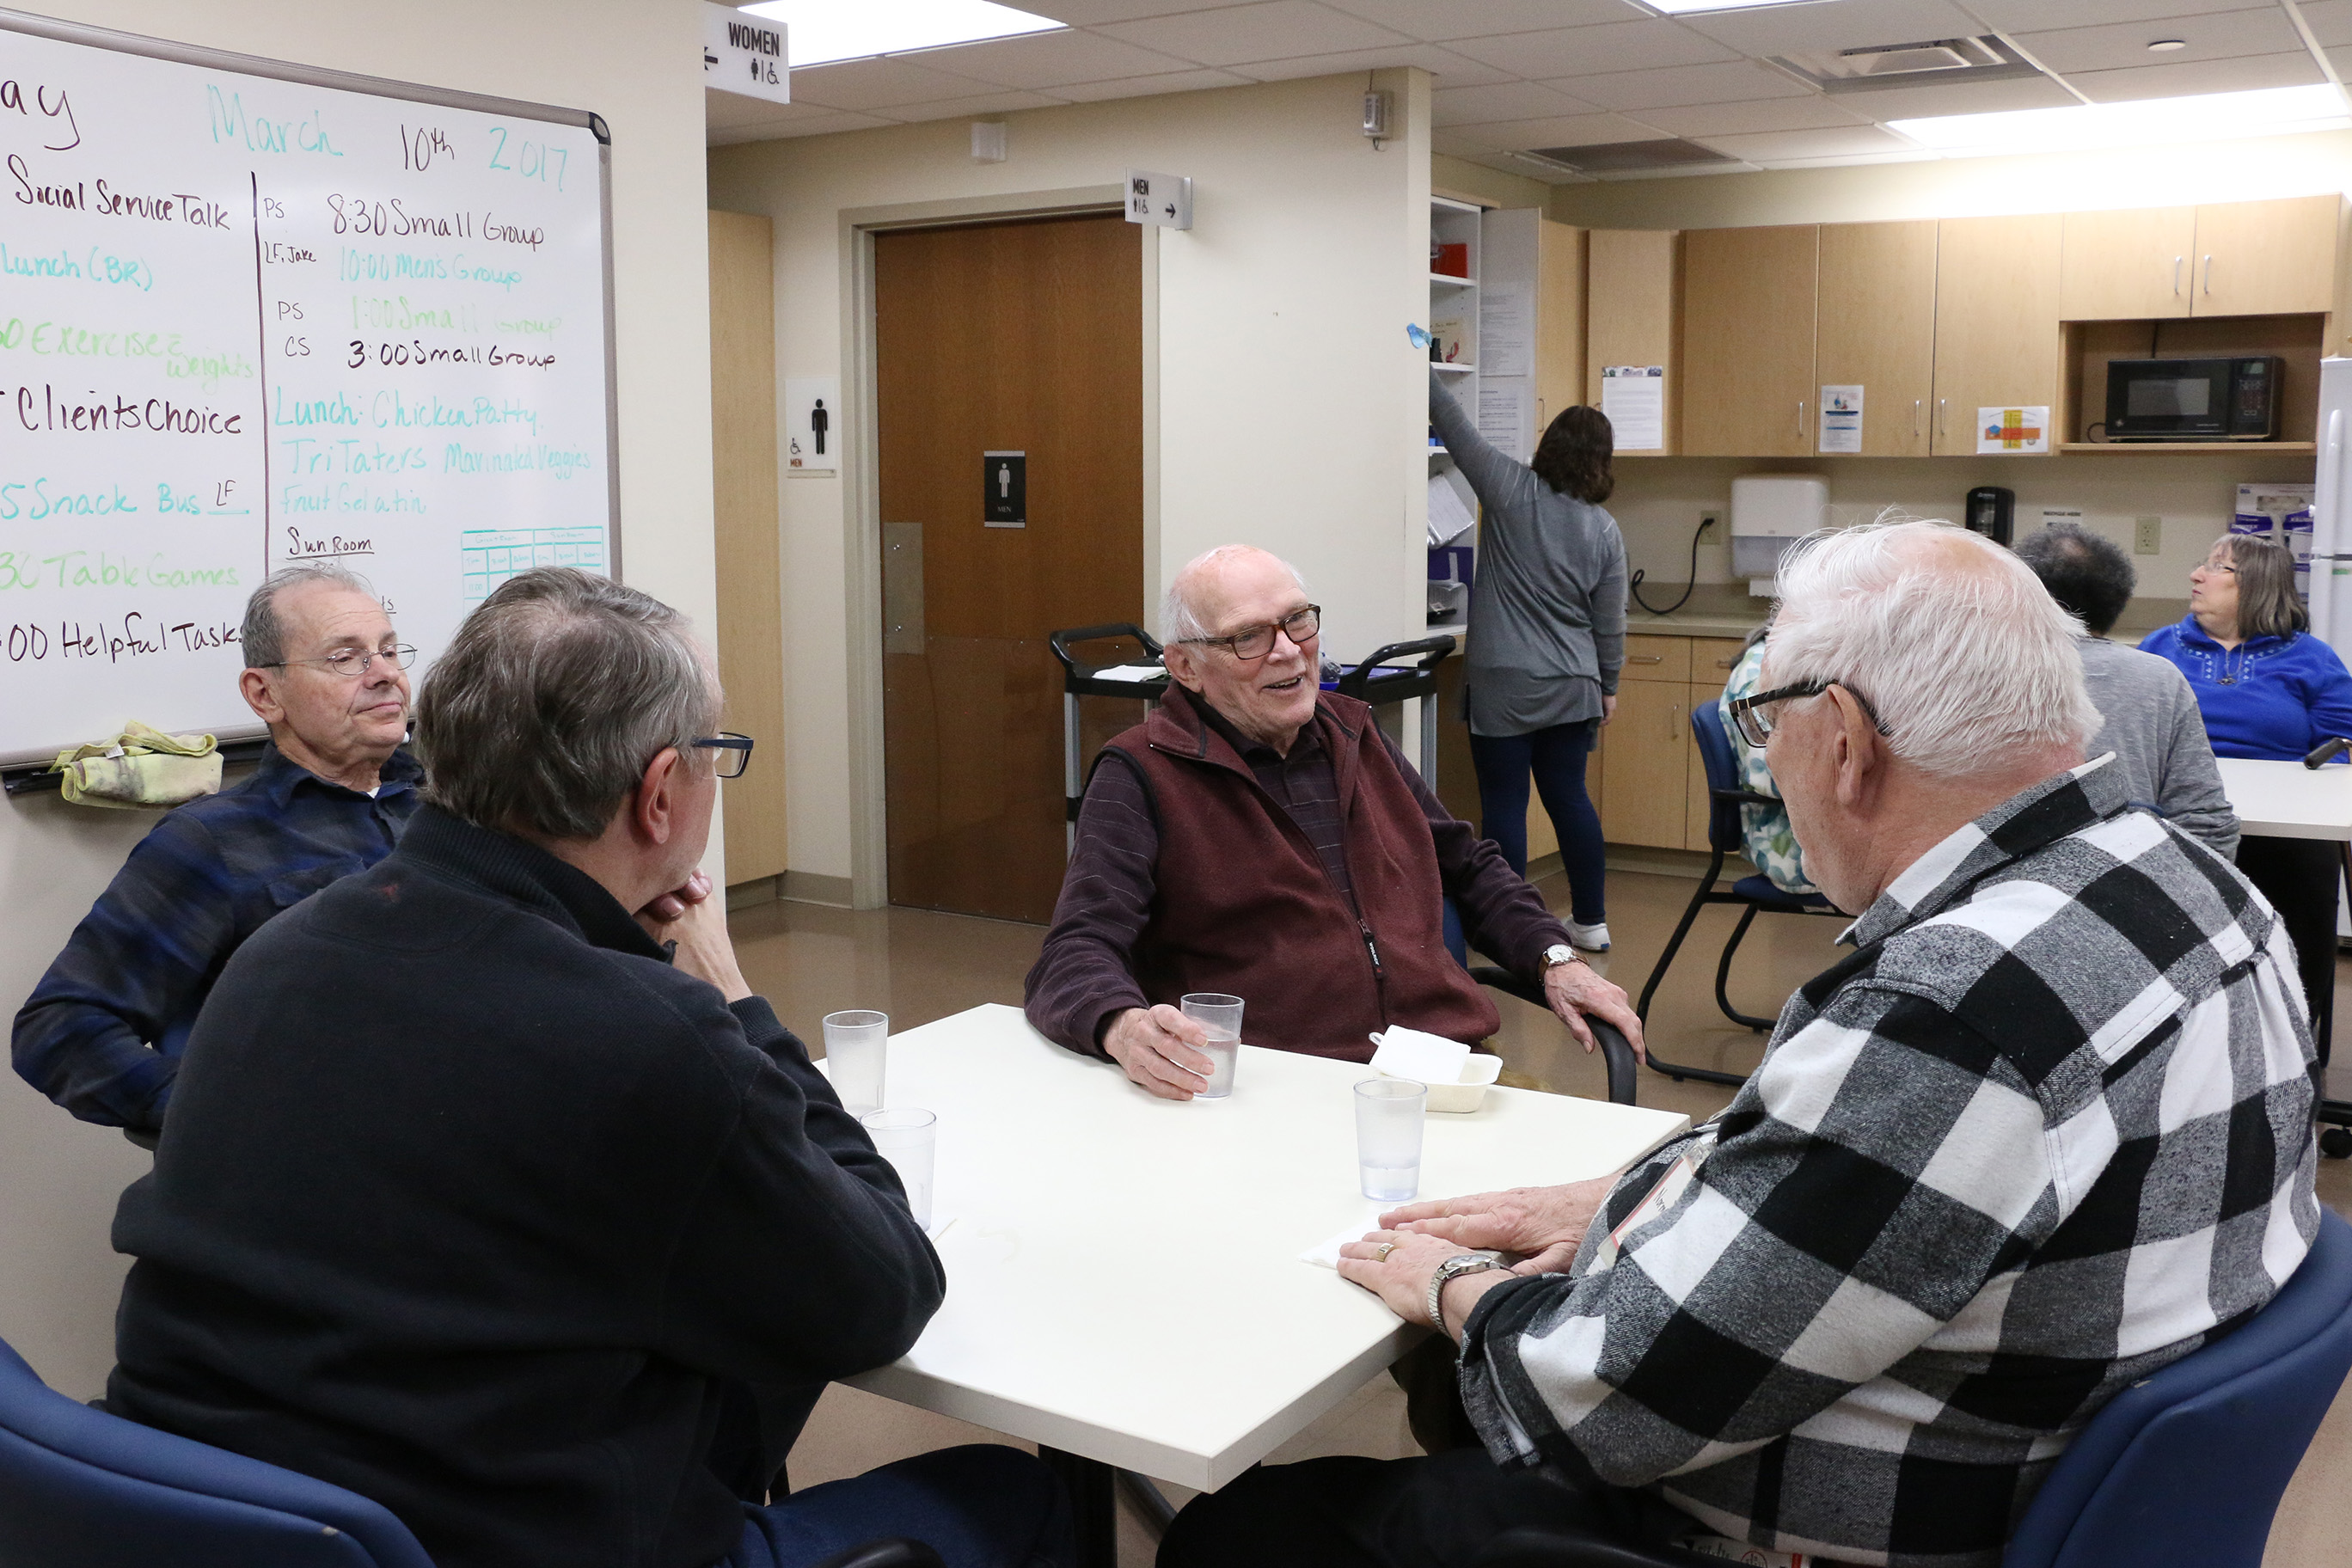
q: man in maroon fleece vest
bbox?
[1024,545,1642,1099]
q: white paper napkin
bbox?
[1298,1206,1396,1270]
[1369,1026,1472,1085]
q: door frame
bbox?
[841,188,1158,910]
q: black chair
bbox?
[1443,899,1638,1106]
[1635,700,1841,1089]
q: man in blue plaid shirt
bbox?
[13,564,422,1142]
[1166,521,2320,1568]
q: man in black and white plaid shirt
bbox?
[1162,521,2320,1568]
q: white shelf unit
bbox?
[1429,198,1482,399]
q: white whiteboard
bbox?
[0,10,616,765]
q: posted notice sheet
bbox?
[1601,365,1665,450]
[1818,384,1863,454]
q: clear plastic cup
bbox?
[823,1009,888,1117]
[1180,992,1243,1099]
[861,1107,936,1231]
[1355,1078,1428,1202]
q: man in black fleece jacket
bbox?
[104,568,1068,1568]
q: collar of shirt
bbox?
[395,804,673,964]
[254,741,425,810]
[2173,614,2294,657]
[1192,695,1327,771]
[1842,754,2125,949]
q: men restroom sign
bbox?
[983,450,1026,527]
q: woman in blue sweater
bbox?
[2142,533,2352,1055]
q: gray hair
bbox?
[241,562,378,668]
[1161,545,1309,643]
[2015,523,2135,638]
[1767,519,2098,779]
[414,567,722,841]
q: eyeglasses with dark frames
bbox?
[692,732,755,779]
[1181,604,1320,663]
[1727,679,1893,749]
[260,645,417,678]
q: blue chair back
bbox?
[0,1333,436,1568]
[1687,701,1746,855]
[2005,1206,2352,1568]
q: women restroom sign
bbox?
[984,451,1026,527]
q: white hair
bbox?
[1161,545,1309,643]
[1765,518,2098,778]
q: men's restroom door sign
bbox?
[983,450,1026,528]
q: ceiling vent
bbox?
[1773,34,2047,94]
[1522,138,1744,176]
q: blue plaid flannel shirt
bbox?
[13,744,422,1132]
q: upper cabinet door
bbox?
[1932,214,2062,456]
[1586,230,1681,456]
[2061,206,2195,321]
[1680,224,1819,458]
[2192,195,2343,317]
[1816,221,1936,457]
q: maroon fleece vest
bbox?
[1102,685,1499,1062]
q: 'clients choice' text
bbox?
[10,382,241,434]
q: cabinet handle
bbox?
[1626,653,1663,664]
[2173,255,2183,296]
[1937,397,1947,440]
[2203,254,2213,295]
[1715,656,1736,669]
[1669,703,1684,743]
[1913,398,1921,438]
[1797,400,1806,439]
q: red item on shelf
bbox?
[1431,242,1469,278]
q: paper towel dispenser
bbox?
[1730,475,1828,586]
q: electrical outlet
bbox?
[1700,511,1721,533]
[2135,516,2163,555]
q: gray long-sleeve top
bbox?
[1430,369,1626,737]
[2079,634,2240,860]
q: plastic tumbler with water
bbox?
[1355,1078,1428,1201]
[1180,992,1243,1099]
[823,1009,888,1117]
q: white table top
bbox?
[828,1003,1688,1491]
[2215,757,2352,841]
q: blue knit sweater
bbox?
[2138,615,2352,762]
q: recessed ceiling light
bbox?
[1890,83,2351,156]
[2147,39,2188,52]
[737,0,1064,70]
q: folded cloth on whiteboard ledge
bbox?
[50,721,223,809]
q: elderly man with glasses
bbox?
[1159,520,2320,1568]
[1024,543,1640,1100]
[14,562,427,1142]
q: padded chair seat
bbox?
[1730,875,1834,912]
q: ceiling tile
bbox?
[787,56,1001,111]
[1634,95,1871,137]
[1018,0,1252,21]
[1437,110,1673,152]
[1677,0,1988,53]
[1446,18,1742,77]
[1222,41,1516,84]
[1963,0,2271,28]
[908,29,1197,89]
[1429,133,1594,179]
[1693,125,1918,160]
[1049,66,1257,100]
[2067,49,2324,101]
[1433,80,1604,126]
[2307,0,2352,48]
[2012,9,2304,73]
[1315,0,1642,41]
[1820,73,2080,119]
[1095,1,1414,65]
[1545,59,1811,112]
[883,89,1073,122]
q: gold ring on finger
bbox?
[1370,1240,1397,1262]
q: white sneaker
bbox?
[1569,921,1611,952]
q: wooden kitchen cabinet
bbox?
[2061,205,2196,321]
[1681,225,1819,457]
[1586,230,1680,456]
[1600,680,1690,849]
[2192,195,2345,317]
[1931,213,2063,456]
[1816,220,1937,457]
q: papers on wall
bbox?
[1818,384,1864,454]
[1428,470,1478,548]
[2237,482,2316,597]
[1479,383,1533,462]
[1479,285,1534,378]
[1975,406,2049,455]
[1601,365,1665,451]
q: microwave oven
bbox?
[2104,356,2282,441]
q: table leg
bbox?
[1039,1446,1118,1568]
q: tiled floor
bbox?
[732,863,2352,1567]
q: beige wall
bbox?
[708,72,1435,897]
[0,0,715,1400]
[1542,131,2352,603]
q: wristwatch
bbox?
[1540,942,1580,971]
[1428,1252,1505,1337]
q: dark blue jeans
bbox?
[1468,720,1606,926]
[726,1445,1072,1568]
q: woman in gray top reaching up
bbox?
[1429,369,1626,951]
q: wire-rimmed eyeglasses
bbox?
[692,732,755,779]
[1726,679,1892,748]
[1180,604,1320,662]
[260,646,417,678]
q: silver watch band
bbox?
[1428,1253,1504,1338]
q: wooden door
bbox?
[1681,225,1818,457]
[1585,230,1679,455]
[2061,206,2195,322]
[1599,682,1687,849]
[1535,218,1585,432]
[1816,221,1937,457]
[875,214,1142,922]
[2193,195,2343,317]
[1931,214,2063,456]
[707,211,787,885]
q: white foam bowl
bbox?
[1379,1051,1503,1114]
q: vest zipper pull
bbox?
[1358,920,1384,976]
